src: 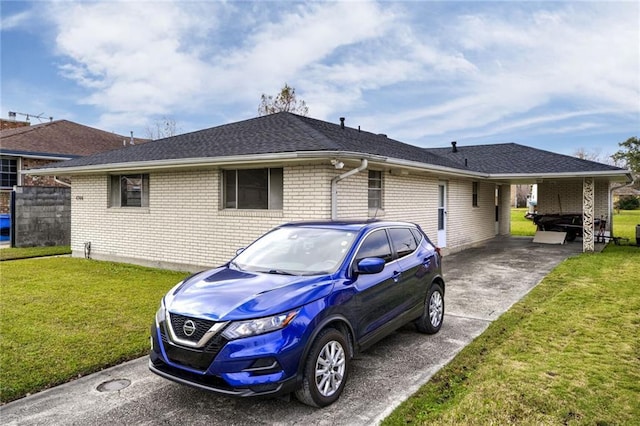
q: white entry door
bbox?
[438,182,447,247]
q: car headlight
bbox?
[222,310,299,340]
[155,298,166,327]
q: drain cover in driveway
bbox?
[97,379,131,392]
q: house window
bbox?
[109,174,149,207]
[368,170,383,209]
[472,182,479,207]
[1,158,17,188]
[223,168,283,210]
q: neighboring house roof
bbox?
[613,186,640,197]
[0,119,148,159]
[25,112,631,182]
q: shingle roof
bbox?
[425,143,624,174]
[29,112,627,177]
[36,112,462,170]
[0,120,149,158]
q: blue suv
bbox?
[149,221,444,407]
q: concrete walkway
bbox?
[1,237,584,426]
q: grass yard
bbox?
[511,208,640,242]
[0,245,71,261]
[383,244,640,424]
[510,207,537,236]
[0,257,188,403]
[612,209,640,242]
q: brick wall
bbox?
[0,192,9,214]
[22,158,70,187]
[68,166,523,270]
[71,166,339,270]
[537,179,609,226]
[444,179,498,250]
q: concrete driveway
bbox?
[1,237,583,426]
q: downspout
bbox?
[331,159,368,220]
[54,177,71,187]
[609,178,636,238]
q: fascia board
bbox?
[1,151,75,161]
[23,151,386,176]
[23,153,306,175]
[24,150,631,183]
[488,170,633,182]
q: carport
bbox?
[504,176,632,251]
[429,143,633,253]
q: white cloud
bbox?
[367,2,640,144]
[0,10,32,31]
[30,0,639,143]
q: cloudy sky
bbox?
[1,1,638,157]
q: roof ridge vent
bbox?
[339,117,345,129]
[451,141,458,153]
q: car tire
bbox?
[295,328,350,407]
[416,283,444,334]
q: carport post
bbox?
[583,177,595,252]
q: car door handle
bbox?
[392,271,401,283]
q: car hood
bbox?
[164,266,335,321]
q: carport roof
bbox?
[426,143,625,174]
[26,112,630,181]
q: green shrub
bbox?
[616,196,640,210]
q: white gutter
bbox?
[53,177,71,187]
[488,170,632,181]
[331,159,368,220]
[608,177,637,238]
[24,150,632,184]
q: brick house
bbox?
[0,119,148,214]
[28,113,631,271]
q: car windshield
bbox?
[232,227,357,275]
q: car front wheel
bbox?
[295,328,350,407]
[416,283,444,334]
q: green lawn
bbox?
[612,209,640,242]
[511,208,640,242]
[510,207,537,236]
[0,258,188,403]
[384,244,640,424]
[0,245,71,261]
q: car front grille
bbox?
[169,313,217,343]
[159,324,229,370]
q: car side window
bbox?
[410,228,423,245]
[355,230,393,264]
[389,228,418,259]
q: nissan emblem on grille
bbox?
[183,320,196,337]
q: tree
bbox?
[611,136,640,188]
[258,83,309,116]
[145,117,179,140]
[611,136,640,173]
[574,147,616,165]
[513,184,531,208]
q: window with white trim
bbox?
[223,168,283,210]
[368,170,383,209]
[109,174,149,207]
[1,157,17,188]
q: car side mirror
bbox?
[356,257,385,274]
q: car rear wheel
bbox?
[295,328,350,407]
[416,283,444,334]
